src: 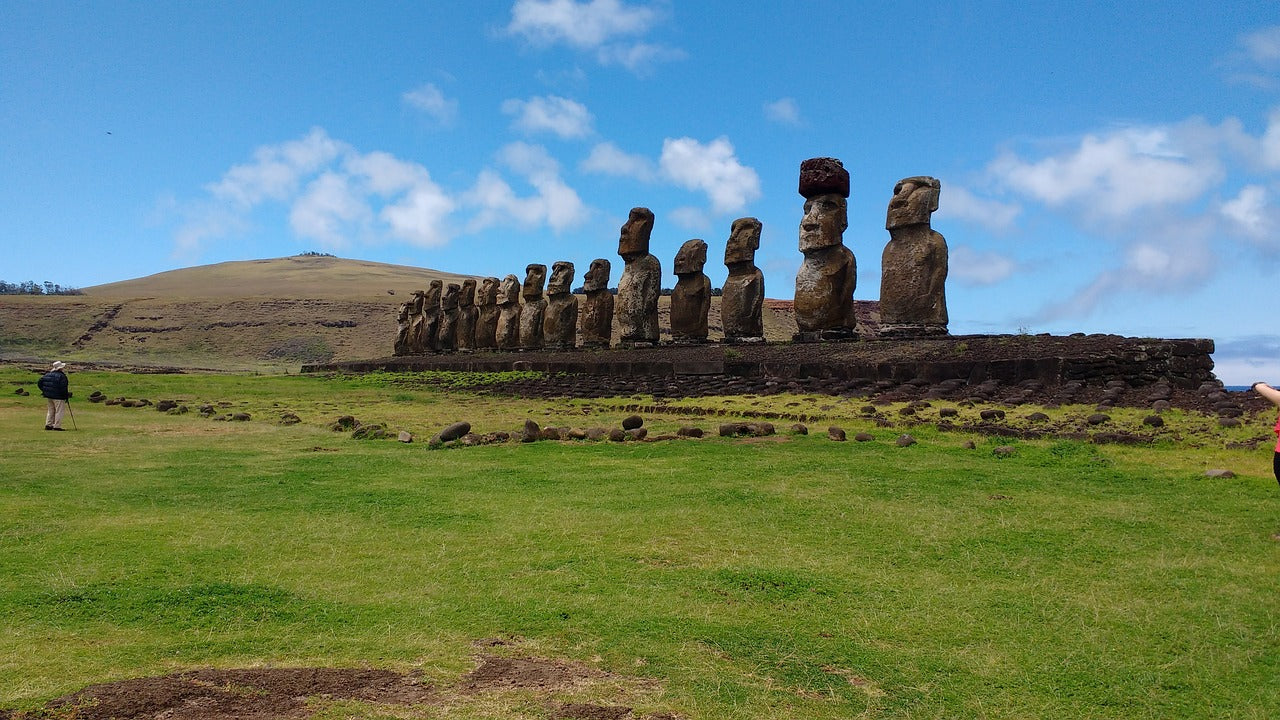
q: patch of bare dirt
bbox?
[462,655,606,692]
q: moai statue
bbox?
[579,258,614,348]
[393,299,413,356]
[616,207,661,345]
[474,277,500,349]
[496,274,522,351]
[543,261,578,350]
[879,176,948,336]
[438,282,460,351]
[722,217,765,343]
[456,278,479,350]
[406,290,427,353]
[416,280,443,352]
[670,239,710,343]
[519,263,547,350]
[793,157,857,340]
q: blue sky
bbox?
[2,1,1278,384]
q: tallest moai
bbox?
[793,157,857,340]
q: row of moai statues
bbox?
[393,156,947,354]
[794,156,947,340]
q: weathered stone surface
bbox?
[880,176,947,336]
[496,274,522,351]
[438,283,461,351]
[519,264,547,351]
[854,432,874,442]
[543,261,577,350]
[795,168,856,336]
[418,281,443,352]
[622,414,644,430]
[670,239,710,342]
[980,409,1006,421]
[398,430,413,443]
[827,426,847,441]
[790,423,808,435]
[722,217,765,341]
[474,277,500,349]
[393,299,413,356]
[798,157,849,199]
[677,426,704,438]
[1087,413,1111,425]
[520,419,540,443]
[579,258,614,348]
[439,421,471,442]
[616,208,661,344]
[405,290,426,354]
[896,434,917,447]
[456,279,478,350]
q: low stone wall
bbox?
[305,334,1217,391]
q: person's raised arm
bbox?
[1253,382,1280,408]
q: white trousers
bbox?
[45,399,67,429]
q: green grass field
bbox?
[2,366,1278,718]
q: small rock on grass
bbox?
[1142,415,1164,427]
[1204,469,1236,478]
[992,445,1016,457]
[438,421,471,442]
[1087,413,1110,425]
[854,432,874,442]
[398,431,413,443]
[790,423,808,435]
[962,440,977,450]
[827,427,847,442]
[677,426,704,438]
[622,414,644,430]
[896,434,917,447]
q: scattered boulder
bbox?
[1204,469,1236,478]
[608,428,626,442]
[896,434,917,447]
[167,405,189,415]
[719,422,750,437]
[992,445,1016,457]
[1218,417,1242,428]
[938,407,959,418]
[155,400,179,412]
[854,432,874,442]
[280,413,301,425]
[439,421,472,442]
[540,426,566,441]
[585,427,608,441]
[621,414,644,430]
[898,406,917,416]
[860,405,877,415]
[88,391,105,402]
[677,426,704,438]
[398,431,413,443]
[1151,399,1171,413]
[1086,413,1110,425]
[520,419,541,443]
[962,440,977,450]
[14,387,28,396]
[827,426,847,441]
[1142,415,1164,427]
[105,397,123,406]
[625,427,648,441]
[567,428,588,440]
[330,415,358,431]
[230,412,251,422]
[352,423,391,439]
[789,423,808,435]
[748,422,775,436]
[979,409,1005,421]
[1026,412,1049,423]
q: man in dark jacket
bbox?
[37,361,71,430]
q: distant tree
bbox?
[0,280,82,295]
[296,251,335,258]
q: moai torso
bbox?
[519,264,547,350]
[670,238,710,342]
[879,176,948,335]
[456,279,478,350]
[496,274,522,351]
[438,283,460,351]
[406,291,427,354]
[474,277,500,349]
[394,300,413,356]
[793,158,856,338]
[543,261,578,350]
[417,280,443,352]
[579,258,614,348]
[722,217,765,341]
[616,207,661,344]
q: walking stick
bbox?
[65,398,77,431]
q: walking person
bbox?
[1253,381,1280,486]
[37,361,72,431]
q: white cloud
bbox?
[289,172,371,247]
[988,126,1221,220]
[1221,185,1269,237]
[659,136,761,214]
[949,245,1016,286]
[938,185,1021,232]
[207,127,346,207]
[580,141,657,181]
[402,83,458,127]
[504,0,681,74]
[1262,109,1280,170]
[464,142,589,233]
[380,182,455,248]
[1241,26,1280,67]
[501,95,594,138]
[763,97,801,126]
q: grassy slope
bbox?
[2,368,1278,718]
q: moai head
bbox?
[499,274,521,304]
[548,261,575,295]
[726,217,762,265]
[397,301,411,322]
[522,263,547,300]
[478,277,500,305]
[425,279,443,307]
[410,290,426,313]
[441,283,460,311]
[460,278,477,307]
[798,157,850,252]
[886,176,941,230]
[583,258,611,292]
[618,207,655,259]
[674,239,708,275]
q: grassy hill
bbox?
[0,255,803,371]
